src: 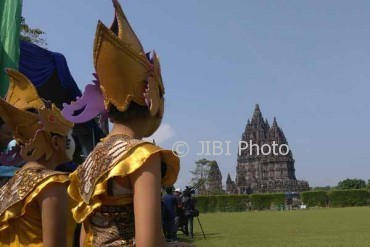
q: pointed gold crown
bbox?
[93,0,165,121]
[0,69,73,161]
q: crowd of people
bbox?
[0,1,195,246]
[162,186,198,243]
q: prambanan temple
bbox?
[226,104,309,194]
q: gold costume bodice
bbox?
[68,134,179,247]
[0,167,76,247]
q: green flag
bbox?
[0,0,23,97]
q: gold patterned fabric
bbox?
[68,134,180,246]
[76,134,142,204]
[0,167,76,247]
[88,204,135,247]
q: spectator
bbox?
[173,188,183,240]
[182,189,197,238]
[162,186,178,242]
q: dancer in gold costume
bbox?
[65,1,194,246]
[0,69,76,247]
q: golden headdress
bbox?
[0,69,73,161]
[93,0,165,136]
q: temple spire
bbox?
[251,104,263,122]
[265,118,270,128]
[272,117,277,127]
[239,104,271,157]
[268,117,288,146]
[226,173,232,183]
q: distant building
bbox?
[206,161,224,195]
[227,104,309,194]
[226,173,237,194]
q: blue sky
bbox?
[23,0,370,189]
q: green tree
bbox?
[337,178,366,190]
[190,158,212,195]
[20,17,47,48]
[313,186,332,191]
[190,159,225,195]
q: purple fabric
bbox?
[62,74,107,123]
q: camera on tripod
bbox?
[183,186,196,196]
[176,179,207,239]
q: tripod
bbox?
[196,215,206,239]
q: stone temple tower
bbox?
[226,173,237,194]
[228,104,309,194]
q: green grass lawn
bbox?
[177,207,370,247]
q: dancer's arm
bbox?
[80,223,86,246]
[37,182,68,247]
[130,153,166,247]
[130,153,195,247]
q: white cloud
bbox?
[144,123,175,145]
